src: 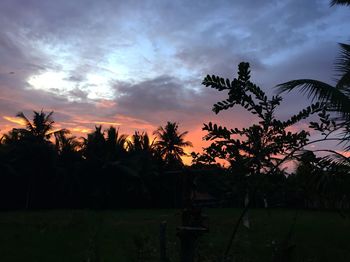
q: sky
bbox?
[0,0,349,164]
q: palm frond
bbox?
[16,112,34,132]
[330,0,350,6]
[335,43,350,90]
[313,149,350,167]
[276,79,350,117]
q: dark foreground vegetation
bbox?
[2,55,350,210]
[0,209,349,262]
[1,100,350,210]
[0,0,349,212]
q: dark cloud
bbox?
[112,76,210,124]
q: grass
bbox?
[0,208,349,261]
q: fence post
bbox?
[160,220,168,262]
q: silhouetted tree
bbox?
[2,111,61,209]
[15,110,65,143]
[277,43,350,122]
[106,126,128,161]
[154,122,192,168]
[199,62,322,177]
[277,1,350,149]
[2,128,23,144]
[81,125,106,162]
[55,131,80,156]
[197,62,341,260]
[127,131,154,153]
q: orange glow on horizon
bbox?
[0,114,241,166]
[71,127,92,134]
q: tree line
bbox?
[0,116,197,209]
[1,58,350,210]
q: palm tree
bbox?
[277,0,349,117]
[15,110,66,143]
[127,131,155,154]
[277,43,350,120]
[106,126,128,160]
[153,122,192,167]
[126,131,163,173]
[5,111,62,209]
[277,0,350,172]
[54,130,80,156]
[81,126,106,161]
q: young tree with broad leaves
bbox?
[196,62,334,260]
[196,62,323,176]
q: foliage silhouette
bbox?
[0,111,60,209]
[15,110,66,143]
[199,62,323,176]
[153,121,192,168]
[331,0,350,6]
[197,62,348,260]
[277,43,350,122]
[106,126,128,161]
[276,1,350,176]
[0,104,349,210]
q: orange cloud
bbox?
[68,118,122,128]
[94,121,121,126]
[335,151,350,158]
[95,99,116,109]
[71,127,92,134]
[3,116,26,126]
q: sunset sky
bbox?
[0,0,349,163]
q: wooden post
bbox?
[177,206,208,262]
[160,221,168,262]
[177,226,207,262]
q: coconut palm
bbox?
[153,122,192,167]
[277,43,350,120]
[277,0,350,117]
[15,110,66,143]
[81,126,106,161]
[127,131,155,153]
[54,130,80,156]
[106,126,128,160]
[277,0,350,175]
[3,111,62,209]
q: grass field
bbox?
[0,208,349,262]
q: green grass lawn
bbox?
[0,208,349,262]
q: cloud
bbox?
[114,76,197,112]
[0,0,349,158]
[3,116,26,126]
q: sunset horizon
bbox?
[1,0,349,166]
